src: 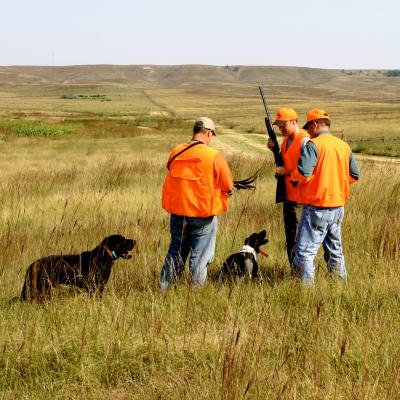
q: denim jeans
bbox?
[293,205,347,285]
[160,214,217,291]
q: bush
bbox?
[385,70,400,77]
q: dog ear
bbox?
[245,233,258,247]
[101,235,125,248]
[101,236,111,246]
[256,230,269,247]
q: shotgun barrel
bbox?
[258,85,286,203]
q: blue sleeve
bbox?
[349,153,360,180]
[298,141,318,177]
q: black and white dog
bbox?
[219,230,268,282]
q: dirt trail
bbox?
[215,126,400,167]
[217,128,267,151]
[213,128,269,157]
[354,154,400,164]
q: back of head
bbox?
[303,108,330,129]
[193,117,215,135]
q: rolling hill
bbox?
[0,65,399,101]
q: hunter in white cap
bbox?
[160,115,233,291]
[193,117,216,135]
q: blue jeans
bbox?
[293,205,347,285]
[160,214,217,291]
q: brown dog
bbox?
[20,235,135,301]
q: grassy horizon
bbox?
[1,79,400,157]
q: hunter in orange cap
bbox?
[267,107,310,265]
[302,108,331,129]
[273,107,298,125]
[291,108,360,285]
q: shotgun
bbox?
[258,85,286,203]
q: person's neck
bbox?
[316,128,330,135]
[287,126,300,139]
[191,136,207,144]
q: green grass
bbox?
[352,142,400,157]
[0,75,399,398]
[0,118,399,399]
[0,120,83,137]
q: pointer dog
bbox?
[20,234,135,301]
[219,230,268,282]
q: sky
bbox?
[1,0,399,69]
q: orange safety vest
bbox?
[162,143,233,217]
[300,134,352,207]
[281,129,310,203]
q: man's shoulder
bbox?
[170,142,220,158]
[313,134,351,154]
[171,142,189,150]
[193,144,220,157]
[170,141,204,152]
[299,129,310,138]
[325,134,351,149]
[208,146,220,155]
[290,130,310,149]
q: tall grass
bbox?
[0,120,83,137]
[352,142,400,158]
[0,118,399,399]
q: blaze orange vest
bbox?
[162,143,231,217]
[281,129,309,203]
[301,134,352,207]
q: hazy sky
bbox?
[1,0,399,69]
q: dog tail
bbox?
[20,274,28,301]
[20,264,33,301]
[9,296,20,304]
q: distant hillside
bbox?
[0,65,399,100]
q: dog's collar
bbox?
[240,245,257,259]
[103,245,118,260]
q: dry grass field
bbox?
[0,66,399,399]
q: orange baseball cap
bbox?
[303,108,330,129]
[272,107,298,125]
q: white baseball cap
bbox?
[194,117,216,135]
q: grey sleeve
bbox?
[298,141,318,177]
[349,152,360,180]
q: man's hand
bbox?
[275,166,292,176]
[222,190,233,197]
[267,139,275,151]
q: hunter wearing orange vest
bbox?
[160,117,233,290]
[267,107,310,265]
[291,109,360,285]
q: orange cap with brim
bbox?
[272,107,298,125]
[303,108,330,129]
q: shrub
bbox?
[385,70,400,77]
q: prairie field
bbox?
[0,68,400,399]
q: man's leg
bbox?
[160,215,191,291]
[322,207,347,281]
[283,201,305,265]
[188,216,217,287]
[293,206,328,285]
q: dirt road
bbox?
[214,127,400,167]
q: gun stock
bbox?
[258,85,286,203]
